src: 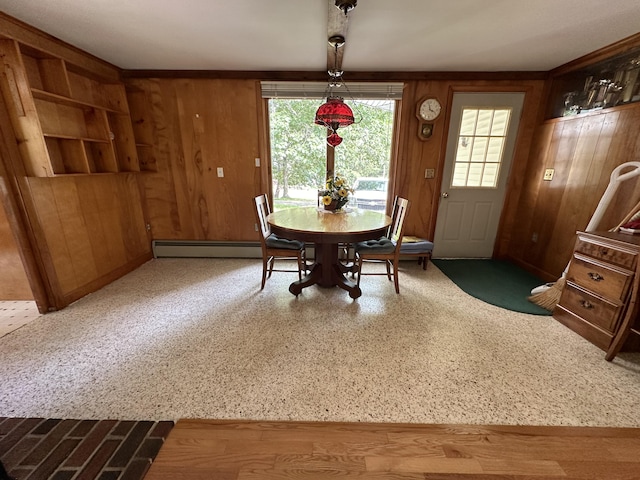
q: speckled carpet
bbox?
[0,258,639,427]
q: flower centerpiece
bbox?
[320,174,352,211]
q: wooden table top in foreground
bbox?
[144,418,640,479]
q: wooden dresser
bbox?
[553,231,640,359]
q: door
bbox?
[432,92,524,258]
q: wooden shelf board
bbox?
[31,87,127,114]
[43,133,110,143]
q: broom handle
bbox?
[612,198,640,232]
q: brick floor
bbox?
[0,418,173,480]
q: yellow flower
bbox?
[338,188,348,197]
[334,178,344,187]
[322,195,333,205]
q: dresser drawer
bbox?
[559,281,623,333]
[575,236,637,270]
[567,253,633,302]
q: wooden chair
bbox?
[399,236,434,270]
[254,194,307,289]
[354,197,410,294]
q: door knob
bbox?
[441,192,449,198]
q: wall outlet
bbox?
[543,168,554,181]
[217,167,224,177]
[425,168,435,179]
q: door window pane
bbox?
[451,107,511,188]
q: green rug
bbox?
[431,259,551,316]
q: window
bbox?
[267,97,396,211]
[452,108,511,188]
[261,82,402,211]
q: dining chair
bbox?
[254,194,307,289]
[354,196,410,294]
[399,236,434,270]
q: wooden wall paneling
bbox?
[206,80,262,241]
[74,177,128,276]
[532,119,583,277]
[0,199,32,300]
[130,79,183,239]
[395,81,449,241]
[505,122,555,269]
[25,178,78,302]
[545,115,605,273]
[493,85,545,259]
[52,178,99,291]
[115,175,150,261]
[174,80,209,239]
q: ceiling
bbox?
[1,0,640,73]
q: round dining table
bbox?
[267,206,391,298]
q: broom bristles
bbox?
[528,276,566,311]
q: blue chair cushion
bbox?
[355,236,396,254]
[400,239,434,254]
[265,234,304,250]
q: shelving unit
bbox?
[546,45,640,119]
[0,38,143,176]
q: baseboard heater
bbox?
[152,240,317,259]
[152,240,263,258]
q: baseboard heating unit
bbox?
[152,240,263,259]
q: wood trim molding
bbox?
[122,69,549,82]
[550,32,640,77]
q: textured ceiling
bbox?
[1,0,639,72]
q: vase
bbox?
[324,200,338,211]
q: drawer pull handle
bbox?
[588,272,604,281]
[579,300,594,309]
[600,248,609,255]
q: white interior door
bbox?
[432,92,524,258]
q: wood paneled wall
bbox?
[506,104,640,280]
[24,175,151,306]
[0,200,31,300]
[126,77,546,247]
[125,78,265,241]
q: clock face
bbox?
[419,98,441,121]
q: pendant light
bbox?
[314,35,357,147]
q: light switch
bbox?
[543,168,554,181]
[217,167,224,177]
[255,157,261,167]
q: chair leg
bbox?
[261,257,268,290]
[386,259,392,280]
[393,258,400,294]
[356,256,363,288]
[267,255,275,279]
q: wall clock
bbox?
[417,97,442,122]
[416,97,442,140]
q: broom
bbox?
[528,162,640,311]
